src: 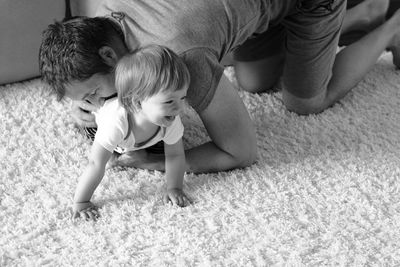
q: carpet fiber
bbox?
[1,52,400,266]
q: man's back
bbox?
[96,0,295,57]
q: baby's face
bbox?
[65,73,116,108]
[140,86,188,127]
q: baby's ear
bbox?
[98,46,119,67]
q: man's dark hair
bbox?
[39,16,123,100]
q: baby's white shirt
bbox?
[94,99,184,153]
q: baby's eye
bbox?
[165,100,174,104]
[181,96,186,100]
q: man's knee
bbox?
[282,89,328,115]
[240,149,257,168]
[235,64,280,93]
[234,55,284,94]
[232,137,258,168]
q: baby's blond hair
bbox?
[116,44,190,113]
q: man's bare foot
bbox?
[387,9,400,69]
[389,36,400,69]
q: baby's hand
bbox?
[163,188,191,207]
[72,201,99,221]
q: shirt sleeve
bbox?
[94,104,127,152]
[180,48,224,113]
[163,116,184,145]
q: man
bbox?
[39,0,400,173]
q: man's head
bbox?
[39,16,127,103]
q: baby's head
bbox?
[115,45,190,114]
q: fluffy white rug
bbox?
[1,51,400,266]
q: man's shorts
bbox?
[234,0,346,99]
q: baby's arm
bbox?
[163,138,190,207]
[72,141,112,220]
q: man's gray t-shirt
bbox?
[96,0,296,112]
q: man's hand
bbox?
[163,188,191,207]
[72,201,99,221]
[71,100,97,128]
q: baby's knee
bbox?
[233,139,258,168]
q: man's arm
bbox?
[185,74,257,173]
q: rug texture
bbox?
[1,52,400,266]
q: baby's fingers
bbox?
[182,195,192,207]
[86,211,98,221]
[176,195,185,207]
[80,211,90,221]
[163,194,171,205]
[71,211,81,221]
[170,195,179,206]
[90,208,100,216]
[172,193,191,207]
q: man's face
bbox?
[65,72,116,108]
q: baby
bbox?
[72,45,191,220]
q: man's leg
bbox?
[233,0,391,95]
[234,53,285,94]
[282,1,400,115]
[233,25,286,94]
[185,74,257,172]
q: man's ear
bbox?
[98,46,119,67]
